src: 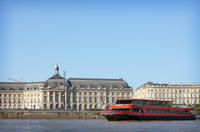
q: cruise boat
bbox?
[101,99,196,121]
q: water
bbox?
[0,119,199,132]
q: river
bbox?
[0,119,199,132]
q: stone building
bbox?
[0,65,133,110]
[133,82,200,105]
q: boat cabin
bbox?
[115,99,171,107]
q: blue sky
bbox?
[0,0,199,89]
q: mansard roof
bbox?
[0,82,44,90]
[0,77,131,90]
[69,78,124,81]
[68,78,130,88]
[138,81,200,89]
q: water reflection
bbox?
[0,119,199,132]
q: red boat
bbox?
[101,98,196,121]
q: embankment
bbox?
[0,111,104,119]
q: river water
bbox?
[0,119,199,132]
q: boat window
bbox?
[132,100,147,106]
[131,108,143,113]
[146,109,190,114]
[112,108,130,112]
[147,101,171,107]
[115,100,132,104]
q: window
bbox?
[112,92,115,96]
[116,100,132,104]
[131,108,143,113]
[79,97,81,103]
[84,97,87,103]
[84,104,87,110]
[112,97,115,103]
[89,97,92,103]
[106,97,109,103]
[112,108,131,112]
[94,97,97,103]
[55,92,59,102]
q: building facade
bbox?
[0,65,133,110]
[133,82,200,105]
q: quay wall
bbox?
[0,111,104,119]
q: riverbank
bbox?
[0,111,104,119]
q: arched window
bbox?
[50,104,53,109]
[84,104,87,110]
[94,104,97,109]
[73,104,77,111]
[44,104,47,109]
[61,104,64,109]
[55,104,59,109]
[89,104,92,110]
[79,104,82,111]
[67,104,71,110]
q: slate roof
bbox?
[0,82,44,90]
[68,78,130,88]
[0,75,131,90]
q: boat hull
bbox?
[103,114,196,121]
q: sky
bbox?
[0,0,199,89]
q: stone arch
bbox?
[50,104,53,109]
[44,104,47,109]
[55,104,59,109]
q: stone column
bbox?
[53,91,55,109]
[59,91,61,108]
[47,91,50,110]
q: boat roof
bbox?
[115,98,171,102]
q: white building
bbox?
[0,65,133,110]
[133,82,200,105]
